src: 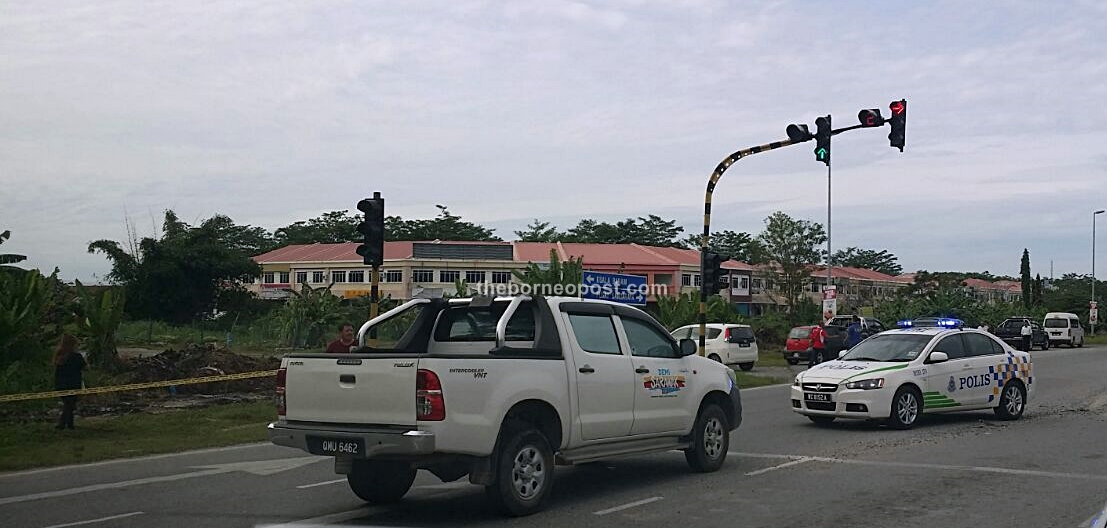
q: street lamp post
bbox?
[1094,209,1105,335]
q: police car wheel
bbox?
[886,386,921,430]
[994,381,1026,420]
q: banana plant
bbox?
[0,271,52,367]
[73,280,126,368]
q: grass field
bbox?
[0,401,275,472]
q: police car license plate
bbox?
[306,436,364,456]
[804,392,831,402]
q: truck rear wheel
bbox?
[684,403,729,472]
[485,426,554,516]
[347,460,416,504]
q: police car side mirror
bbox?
[927,351,949,364]
[679,338,697,357]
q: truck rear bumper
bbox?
[268,422,435,458]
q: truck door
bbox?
[563,312,635,440]
[618,316,694,435]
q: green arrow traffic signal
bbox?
[816,147,828,160]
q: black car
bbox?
[993,317,1049,351]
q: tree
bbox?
[1032,273,1043,306]
[512,249,583,292]
[275,281,343,348]
[0,230,27,271]
[1020,248,1031,309]
[683,230,764,263]
[73,280,126,369]
[0,269,56,369]
[273,210,360,246]
[514,220,562,242]
[89,210,262,324]
[830,247,903,276]
[563,216,685,247]
[755,212,827,315]
[386,205,501,241]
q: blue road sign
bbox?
[581,271,648,305]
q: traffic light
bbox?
[888,99,906,151]
[814,115,831,166]
[786,123,813,142]
[701,251,724,296]
[356,193,385,266]
[857,108,884,128]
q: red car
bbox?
[783,325,817,365]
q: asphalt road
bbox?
[3,345,1106,528]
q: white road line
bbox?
[259,507,384,527]
[296,478,346,489]
[0,442,271,478]
[744,457,813,476]
[40,511,144,528]
[593,496,663,515]
[0,468,227,506]
[725,452,1107,481]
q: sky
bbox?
[2,0,1106,282]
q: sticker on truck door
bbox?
[642,368,685,397]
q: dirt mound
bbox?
[123,344,280,394]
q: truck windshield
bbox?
[839,334,932,362]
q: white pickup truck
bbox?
[268,295,742,516]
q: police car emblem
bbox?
[947,375,956,392]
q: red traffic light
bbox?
[890,100,905,115]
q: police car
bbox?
[791,318,1034,429]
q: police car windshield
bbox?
[839,334,932,362]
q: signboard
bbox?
[822,286,837,323]
[581,271,647,305]
[1092,301,1099,325]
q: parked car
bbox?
[1043,312,1084,347]
[824,316,887,357]
[993,317,1049,350]
[671,323,758,371]
[784,325,816,365]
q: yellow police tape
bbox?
[0,370,279,403]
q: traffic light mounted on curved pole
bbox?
[701,251,724,297]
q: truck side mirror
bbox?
[679,338,697,357]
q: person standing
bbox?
[53,334,87,430]
[1020,320,1033,352]
[809,324,827,368]
[326,322,357,353]
[846,321,863,349]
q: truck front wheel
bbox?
[347,460,416,504]
[485,426,554,516]
[684,403,729,472]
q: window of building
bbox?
[491,271,512,284]
[278,272,289,284]
[348,270,365,283]
[412,269,434,283]
[682,273,692,287]
[465,271,486,284]
[331,271,347,283]
[384,270,403,283]
[440,270,460,283]
[312,271,325,283]
[263,272,275,284]
[295,272,307,284]
[739,277,749,289]
[693,274,701,287]
[653,274,672,286]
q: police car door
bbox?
[924,334,975,411]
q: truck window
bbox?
[1044,318,1068,328]
[567,314,621,355]
[623,318,678,358]
[435,304,536,342]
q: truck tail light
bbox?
[276,367,287,417]
[416,369,445,421]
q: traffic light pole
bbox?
[700,137,804,356]
[369,265,380,346]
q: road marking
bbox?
[40,511,144,528]
[740,383,790,392]
[727,452,1107,481]
[593,496,663,515]
[259,507,384,527]
[744,457,813,476]
[0,442,271,478]
[0,456,323,506]
[296,478,346,489]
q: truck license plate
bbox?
[804,392,831,402]
[307,436,364,457]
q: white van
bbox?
[1043,312,1084,347]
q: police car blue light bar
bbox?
[896,317,964,329]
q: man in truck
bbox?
[325,322,357,353]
